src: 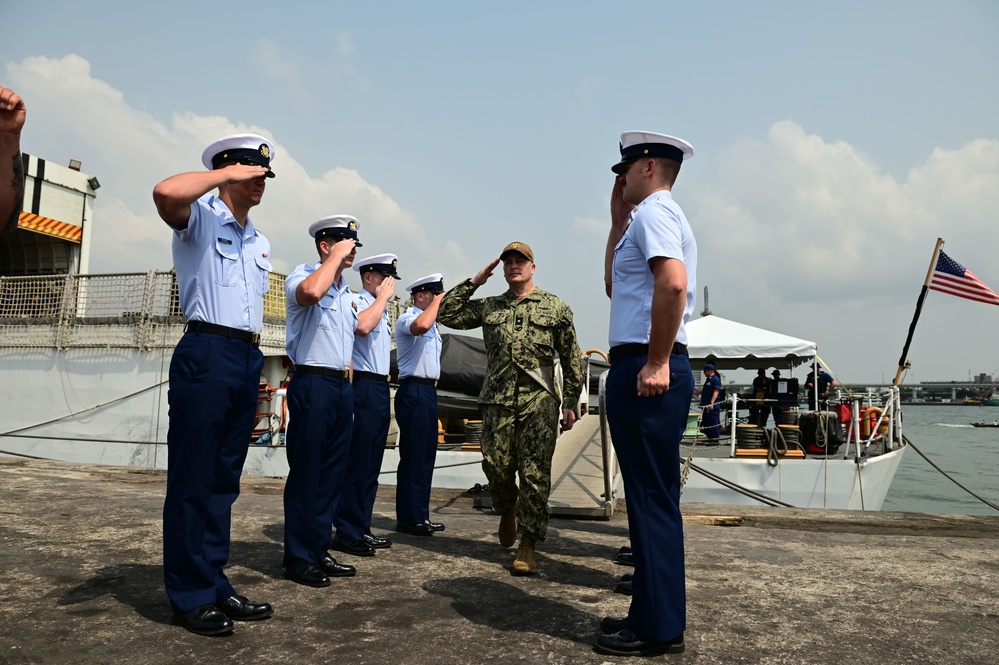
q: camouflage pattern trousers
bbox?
[480,384,560,541]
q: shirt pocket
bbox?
[316,295,340,330]
[528,308,557,347]
[213,241,240,287]
[613,235,645,282]
[253,255,272,296]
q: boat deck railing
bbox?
[0,271,406,352]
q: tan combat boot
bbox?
[512,534,537,576]
[498,504,518,548]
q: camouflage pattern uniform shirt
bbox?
[438,279,583,412]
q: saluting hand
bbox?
[610,175,633,229]
[223,163,271,183]
[0,86,26,136]
[375,276,396,299]
[328,238,357,262]
[471,257,501,286]
[636,360,671,397]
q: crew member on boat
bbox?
[281,215,365,588]
[770,369,786,425]
[751,368,769,427]
[597,130,695,657]
[394,274,447,537]
[332,253,400,557]
[805,364,836,411]
[699,363,722,441]
[438,241,582,576]
[152,133,276,636]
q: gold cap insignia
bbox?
[259,144,271,159]
[348,220,358,231]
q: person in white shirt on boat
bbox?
[597,130,696,657]
[152,133,276,637]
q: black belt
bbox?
[354,370,389,383]
[185,321,260,346]
[609,342,688,362]
[297,365,349,379]
[400,376,437,387]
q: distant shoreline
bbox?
[900,402,999,407]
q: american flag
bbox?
[929,251,999,306]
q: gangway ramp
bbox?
[548,412,617,519]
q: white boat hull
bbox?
[0,348,900,509]
[679,446,906,510]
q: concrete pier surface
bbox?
[1,458,998,664]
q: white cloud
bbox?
[6,54,435,283]
[692,121,999,306]
[688,121,999,381]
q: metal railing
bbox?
[0,271,288,351]
[0,270,406,352]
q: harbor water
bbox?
[882,404,999,516]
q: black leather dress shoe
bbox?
[425,520,445,532]
[621,573,633,582]
[614,580,633,595]
[331,537,376,556]
[285,559,330,588]
[396,521,434,536]
[364,533,392,549]
[600,616,629,634]
[175,604,233,636]
[594,629,685,656]
[318,554,356,578]
[220,595,273,621]
[616,551,634,566]
[618,545,632,555]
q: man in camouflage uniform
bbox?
[438,241,582,575]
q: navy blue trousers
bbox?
[334,377,391,541]
[701,403,721,439]
[283,372,353,566]
[163,331,263,614]
[394,382,438,524]
[606,352,692,642]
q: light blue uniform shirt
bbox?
[395,306,442,380]
[171,194,271,332]
[285,263,357,369]
[351,290,391,375]
[609,189,697,347]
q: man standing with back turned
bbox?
[438,241,582,576]
[596,131,697,656]
[152,134,277,636]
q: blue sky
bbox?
[3,1,998,382]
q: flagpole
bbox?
[891,238,945,387]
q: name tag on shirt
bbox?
[217,237,233,245]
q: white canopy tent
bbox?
[685,315,817,371]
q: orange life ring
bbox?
[861,406,883,438]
